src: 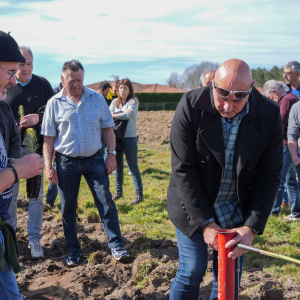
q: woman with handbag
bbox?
[109,78,143,205]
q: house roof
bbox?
[86,81,187,93]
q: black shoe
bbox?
[66,256,80,267]
[112,192,123,201]
[131,194,143,205]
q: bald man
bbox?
[168,59,283,300]
[200,69,214,87]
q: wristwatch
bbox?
[250,227,259,234]
[108,150,117,155]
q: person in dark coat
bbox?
[167,59,283,300]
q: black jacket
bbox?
[167,85,283,237]
[0,101,21,159]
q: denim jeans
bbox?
[115,137,143,195]
[56,151,124,257]
[272,145,300,217]
[170,227,243,300]
[46,158,58,207]
[8,173,44,242]
[0,230,23,300]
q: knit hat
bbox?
[0,31,25,63]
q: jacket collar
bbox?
[194,84,273,120]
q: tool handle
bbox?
[237,243,260,253]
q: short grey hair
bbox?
[19,46,33,59]
[284,61,300,73]
[262,80,284,96]
[61,60,84,78]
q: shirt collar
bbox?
[17,74,32,87]
[59,86,93,103]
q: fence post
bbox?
[218,229,236,300]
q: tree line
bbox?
[166,62,284,90]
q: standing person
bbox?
[0,30,45,300]
[168,59,283,300]
[106,79,119,102]
[283,61,300,99]
[98,81,112,106]
[98,81,113,158]
[5,46,54,259]
[287,99,300,221]
[262,80,299,217]
[42,60,129,266]
[109,78,143,205]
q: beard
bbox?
[0,83,12,100]
[0,91,7,100]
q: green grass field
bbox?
[19,144,300,284]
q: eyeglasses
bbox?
[214,82,252,100]
[0,65,18,80]
[282,71,294,76]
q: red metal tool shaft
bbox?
[218,229,236,300]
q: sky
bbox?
[1,0,300,88]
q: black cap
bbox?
[0,31,25,63]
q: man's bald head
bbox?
[213,59,254,119]
[214,59,253,90]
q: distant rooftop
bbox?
[86,81,187,93]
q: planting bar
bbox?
[237,244,300,265]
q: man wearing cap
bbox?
[0,30,44,300]
[168,59,283,300]
[5,46,54,260]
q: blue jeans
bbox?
[56,151,124,257]
[170,227,243,300]
[8,147,44,241]
[115,137,143,195]
[0,230,23,300]
[46,158,58,207]
[272,145,300,217]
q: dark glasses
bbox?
[214,82,252,100]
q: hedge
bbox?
[135,92,185,103]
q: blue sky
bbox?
[1,0,300,87]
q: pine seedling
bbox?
[18,105,25,120]
[24,128,39,154]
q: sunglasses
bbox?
[214,82,253,100]
[0,65,18,80]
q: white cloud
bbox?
[0,0,300,68]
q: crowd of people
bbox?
[1,30,300,300]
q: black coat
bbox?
[167,84,283,237]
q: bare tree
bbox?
[166,72,183,89]
[181,61,220,90]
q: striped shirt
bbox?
[41,86,114,157]
[213,102,249,229]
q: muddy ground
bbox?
[137,111,174,146]
[14,111,300,299]
[16,195,300,300]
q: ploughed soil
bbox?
[14,111,300,299]
[15,196,300,300]
[137,111,174,146]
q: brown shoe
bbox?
[281,202,289,209]
[131,194,143,205]
[112,192,123,201]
